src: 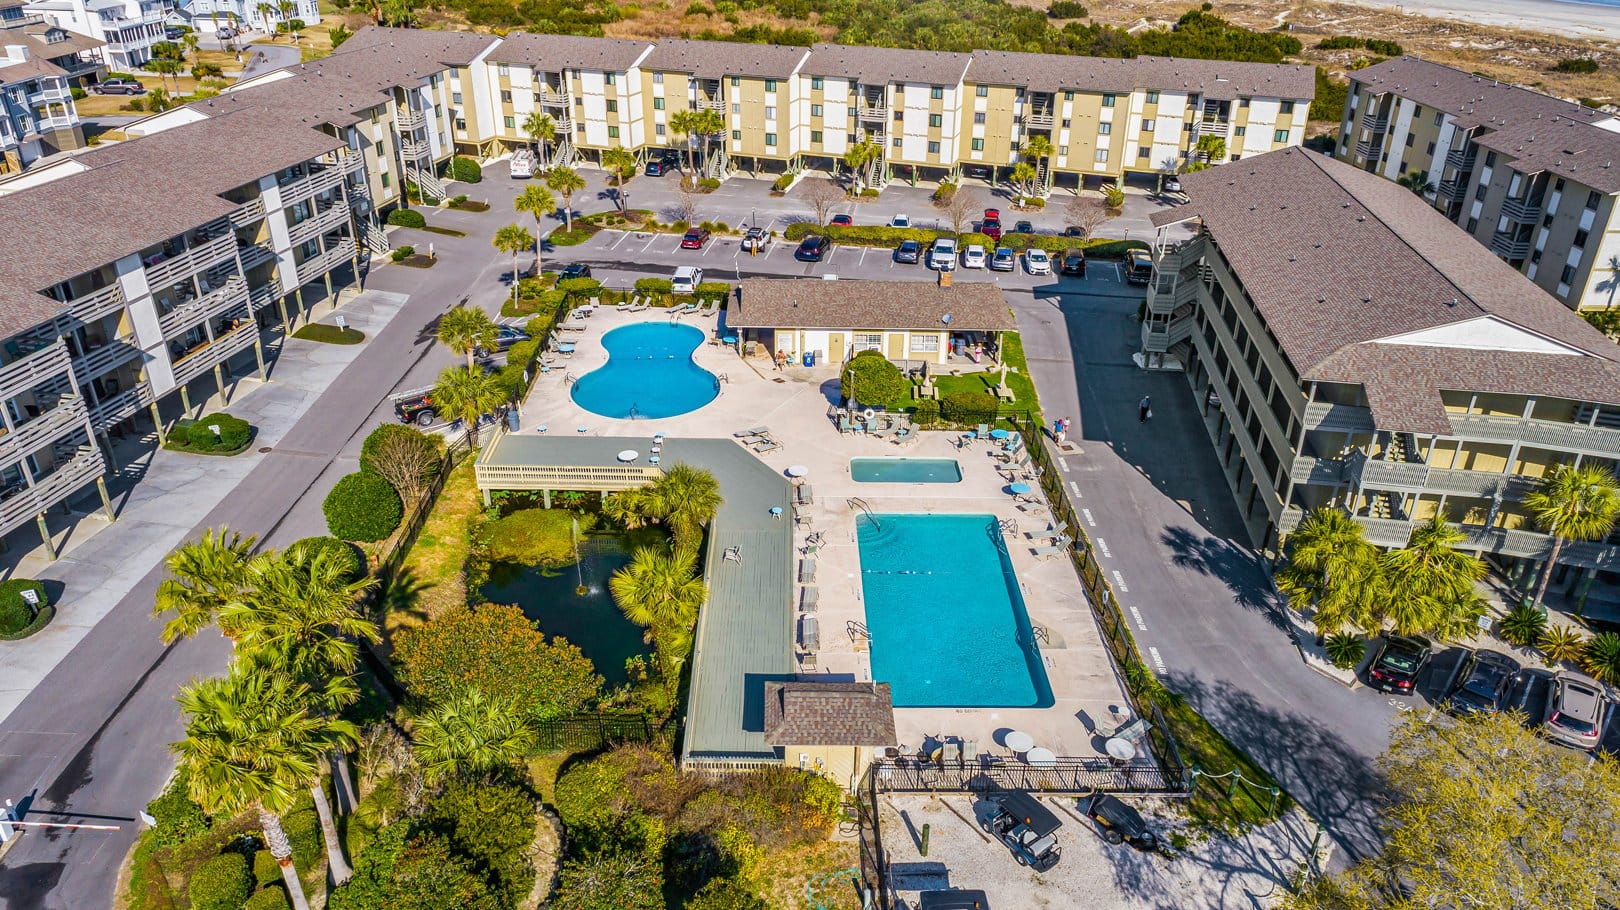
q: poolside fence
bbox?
[868,756,1190,796]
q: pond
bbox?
[481,533,652,688]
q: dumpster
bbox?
[803,351,816,367]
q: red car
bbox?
[981,208,1002,241]
[830,214,854,226]
[680,227,711,249]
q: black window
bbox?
[1575,228,1590,248]
[1587,190,1603,210]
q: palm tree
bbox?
[1498,602,1548,646]
[436,305,499,372]
[173,666,357,910]
[411,686,537,782]
[276,0,295,38]
[523,111,555,170]
[181,32,199,62]
[647,463,722,554]
[1582,632,1620,685]
[255,1,275,31]
[1022,134,1054,196]
[1323,632,1366,671]
[670,109,698,176]
[843,139,881,189]
[1380,517,1486,636]
[1397,170,1435,196]
[153,528,257,644]
[610,546,707,672]
[544,167,586,232]
[432,365,507,447]
[1008,162,1039,203]
[601,146,635,211]
[693,109,726,179]
[1274,507,1384,635]
[492,223,535,309]
[1525,463,1620,610]
[601,488,652,530]
[513,184,555,274]
[147,57,180,93]
[1539,624,1588,664]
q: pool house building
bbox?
[731,279,1016,367]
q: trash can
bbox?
[803,351,816,367]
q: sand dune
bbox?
[1338,0,1620,40]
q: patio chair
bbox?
[723,545,742,563]
[700,300,719,317]
[680,301,700,314]
[1115,716,1151,745]
[976,423,990,439]
[752,440,782,454]
[796,484,814,506]
[963,739,978,767]
[838,416,855,434]
[1029,522,1068,541]
[735,425,769,438]
[800,586,819,612]
[799,651,818,670]
[800,615,820,651]
[1031,537,1071,559]
[616,299,632,312]
[799,558,816,583]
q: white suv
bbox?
[672,266,703,294]
[929,238,957,270]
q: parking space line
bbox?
[608,231,630,251]
[1095,537,1111,558]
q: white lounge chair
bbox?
[734,425,769,438]
[800,586,819,612]
[800,614,820,651]
[799,558,816,583]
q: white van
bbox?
[509,148,535,179]
[672,266,703,294]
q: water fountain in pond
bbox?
[572,517,589,596]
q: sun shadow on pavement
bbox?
[1158,525,1286,630]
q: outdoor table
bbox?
[786,465,809,478]
[770,507,784,519]
[617,450,639,462]
[558,342,576,354]
[722,335,739,345]
[1004,730,1035,753]
[1008,482,1032,496]
[1025,747,1057,768]
[989,428,1011,440]
[1105,738,1137,763]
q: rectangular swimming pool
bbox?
[850,457,963,484]
[857,513,1053,708]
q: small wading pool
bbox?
[857,513,1053,708]
[850,457,963,483]
[570,322,719,419]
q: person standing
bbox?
[1139,396,1152,422]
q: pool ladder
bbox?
[848,497,881,529]
[847,621,871,650]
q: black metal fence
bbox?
[855,763,891,910]
[532,713,653,752]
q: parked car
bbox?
[961,244,988,269]
[680,227,710,249]
[559,262,592,281]
[917,891,991,910]
[1366,634,1432,695]
[1126,249,1153,285]
[890,214,911,229]
[509,148,536,179]
[1013,220,1035,234]
[989,246,1016,271]
[1544,672,1606,750]
[929,238,957,270]
[1061,226,1087,237]
[795,234,831,262]
[1446,650,1521,715]
[1163,176,1183,193]
[830,213,854,227]
[981,209,1002,241]
[164,25,185,39]
[92,78,147,95]
[981,792,1061,872]
[645,149,681,176]
[672,265,703,294]
[894,239,922,264]
[217,25,239,39]
[393,391,438,426]
[481,325,531,355]
[1060,248,1087,276]
[1025,248,1052,275]
[741,227,768,253]
[964,165,992,180]
[1082,792,1158,851]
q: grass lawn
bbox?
[1156,696,1293,833]
[756,840,862,910]
[388,457,480,642]
[292,323,364,344]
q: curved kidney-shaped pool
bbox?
[570,322,719,419]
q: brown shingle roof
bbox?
[1155,148,1620,432]
[1472,116,1620,195]
[732,279,1016,332]
[642,38,809,79]
[0,54,66,83]
[804,44,971,87]
[965,51,1314,101]
[763,681,896,747]
[485,33,651,71]
[1348,56,1609,132]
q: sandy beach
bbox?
[1339,0,1620,40]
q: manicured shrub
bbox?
[1365,38,1402,55]
[840,350,905,405]
[694,281,731,301]
[391,246,414,262]
[0,599,30,636]
[360,424,436,474]
[634,277,674,295]
[557,277,604,298]
[292,323,365,344]
[1324,633,1366,670]
[283,807,322,870]
[323,471,403,542]
[1498,602,1547,647]
[145,769,211,846]
[448,156,483,183]
[252,849,281,886]
[185,413,252,451]
[244,887,291,910]
[188,852,252,910]
[699,177,721,191]
[477,508,594,567]
[422,777,538,905]
[771,173,793,192]
[386,208,427,229]
[289,535,363,582]
[940,391,999,424]
[912,398,941,426]
[932,183,956,205]
[1555,57,1599,74]
[1046,0,1087,17]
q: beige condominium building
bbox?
[1143,148,1620,605]
[448,30,1312,190]
[1336,56,1620,311]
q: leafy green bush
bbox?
[547,225,599,246]
[1046,0,1087,15]
[771,173,793,192]
[932,183,956,205]
[694,281,731,301]
[699,177,721,191]
[253,849,281,886]
[244,887,291,910]
[940,391,1000,424]
[1556,58,1599,73]
[634,277,674,295]
[557,277,604,298]
[391,246,415,262]
[1365,38,1402,55]
[422,778,538,905]
[189,852,252,910]
[387,209,427,229]
[859,187,879,198]
[323,471,404,542]
[912,398,941,426]
[284,807,322,870]
[686,1,710,13]
[146,769,211,846]
[841,350,905,404]
[0,599,29,636]
[1498,603,1548,647]
[0,578,45,635]
[289,536,363,582]
[552,850,665,910]
[1324,633,1366,670]
[687,877,767,910]
[478,508,594,567]
[71,86,87,100]
[292,323,365,344]
[179,413,253,452]
[448,156,483,183]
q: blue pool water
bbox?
[851,457,963,483]
[570,322,719,419]
[858,513,1053,708]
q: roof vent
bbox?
[1362,295,1372,303]
[1317,296,1326,303]
[1446,298,1458,307]
[1356,215,1365,222]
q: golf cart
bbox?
[980,791,1061,872]
[1082,792,1158,851]
[918,890,990,910]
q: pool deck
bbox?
[514,306,1133,763]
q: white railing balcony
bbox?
[66,284,126,325]
[72,336,142,386]
[0,339,73,403]
[294,238,356,286]
[0,446,105,538]
[1347,452,1430,491]
[400,140,431,161]
[1359,113,1388,133]
[248,281,280,312]
[1450,413,1620,459]
[397,109,426,131]
[158,277,248,339]
[28,115,78,134]
[1290,455,1348,486]
[229,197,265,228]
[237,242,276,271]
[279,167,345,208]
[145,231,236,286]
[1489,231,1531,260]
[1445,146,1476,170]
[1499,196,1544,223]
[1302,400,1376,434]
[89,379,154,433]
[321,146,363,171]
[0,395,87,465]
[537,88,573,108]
[287,202,351,248]
[856,104,887,122]
[28,86,71,105]
[1024,111,1054,128]
[171,320,258,386]
[698,98,726,112]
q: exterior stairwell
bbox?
[416,166,446,200]
[705,146,732,181]
[363,222,391,255]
